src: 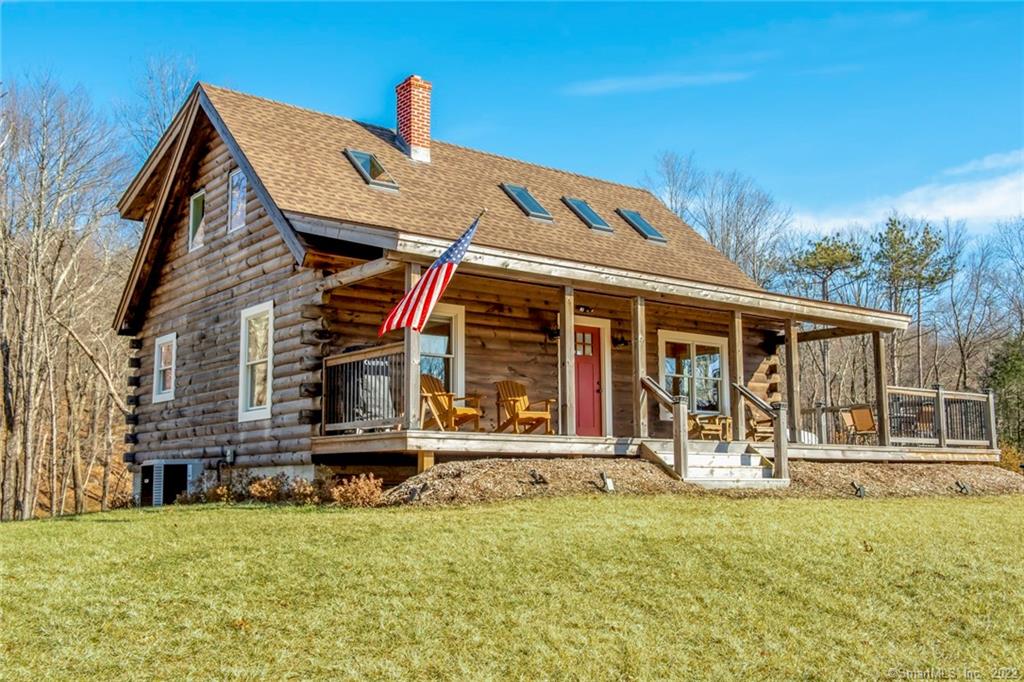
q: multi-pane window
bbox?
[188,190,205,250]
[239,301,273,421]
[421,318,454,390]
[152,332,176,403]
[228,169,247,232]
[658,331,727,417]
[418,303,465,395]
[575,330,594,356]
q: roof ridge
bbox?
[199,81,654,196]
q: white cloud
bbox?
[944,149,1024,176]
[564,71,752,96]
[793,169,1024,232]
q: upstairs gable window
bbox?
[228,169,247,232]
[617,208,666,242]
[344,149,398,189]
[563,197,611,231]
[188,190,205,251]
[501,183,552,220]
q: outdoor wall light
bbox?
[545,327,561,341]
[612,335,630,348]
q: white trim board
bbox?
[238,300,274,423]
[656,329,731,421]
[152,331,177,403]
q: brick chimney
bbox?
[395,74,432,163]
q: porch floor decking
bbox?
[311,431,999,463]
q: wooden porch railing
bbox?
[640,376,688,477]
[322,343,406,433]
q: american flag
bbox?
[378,212,483,336]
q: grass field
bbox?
[2,495,1022,680]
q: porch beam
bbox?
[728,311,745,441]
[797,326,866,343]
[631,296,648,438]
[560,286,576,436]
[402,263,422,430]
[314,256,403,303]
[784,320,801,442]
[873,331,891,446]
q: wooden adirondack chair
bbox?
[494,380,555,434]
[419,374,482,432]
[688,414,732,441]
[746,406,774,442]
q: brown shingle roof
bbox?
[200,83,761,291]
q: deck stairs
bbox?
[639,439,790,489]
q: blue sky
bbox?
[4,2,1022,233]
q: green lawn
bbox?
[2,496,1022,680]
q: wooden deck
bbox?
[311,431,999,464]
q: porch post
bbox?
[728,311,745,441]
[934,384,948,448]
[784,319,801,442]
[872,331,891,446]
[402,263,422,430]
[985,388,998,450]
[560,286,576,436]
[631,296,648,438]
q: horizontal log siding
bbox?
[131,123,319,468]
[323,275,777,437]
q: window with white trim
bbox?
[188,190,205,250]
[419,303,465,395]
[238,301,273,422]
[152,332,176,403]
[657,330,729,418]
[228,169,247,232]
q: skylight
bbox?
[563,197,611,232]
[617,209,666,242]
[344,149,398,189]
[501,183,552,220]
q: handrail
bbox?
[324,342,404,367]
[639,376,688,478]
[640,375,678,409]
[732,382,788,479]
[733,383,777,419]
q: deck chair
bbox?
[419,374,482,432]
[494,380,555,434]
[847,405,877,444]
[688,414,731,441]
[746,407,774,442]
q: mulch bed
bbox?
[383,457,1024,506]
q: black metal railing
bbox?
[322,343,405,433]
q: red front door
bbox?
[574,325,603,436]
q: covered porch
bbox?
[302,251,997,483]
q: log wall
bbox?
[130,119,320,469]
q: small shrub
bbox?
[330,474,383,508]
[206,485,230,503]
[248,474,288,503]
[996,445,1023,474]
[107,490,135,509]
[289,478,320,505]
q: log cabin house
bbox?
[115,75,999,505]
